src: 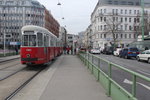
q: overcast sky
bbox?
[37,0,150,34]
[37,0,98,34]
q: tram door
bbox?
[44,35,49,63]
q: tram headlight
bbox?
[27,54,30,58]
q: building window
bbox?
[121,9,123,14]
[137,18,140,23]
[120,25,123,30]
[128,2,133,5]
[125,24,127,30]
[136,2,140,6]
[125,34,127,38]
[134,10,136,14]
[104,9,106,13]
[104,34,106,38]
[112,9,115,14]
[116,9,118,14]
[104,25,106,30]
[101,25,102,30]
[114,1,118,5]
[121,17,123,22]
[108,0,112,4]
[121,1,127,5]
[134,18,136,23]
[129,26,132,30]
[129,10,132,14]
[104,17,106,22]
[129,34,131,38]
[125,17,127,22]
[120,34,123,38]
[129,18,131,22]
[137,10,139,14]
[100,17,103,22]
[125,10,127,14]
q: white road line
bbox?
[137,70,150,76]
[123,79,150,91]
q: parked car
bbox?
[113,48,122,56]
[103,46,114,55]
[80,48,86,52]
[119,47,139,59]
[90,48,101,54]
[136,50,150,63]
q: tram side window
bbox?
[37,33,43,46]
[50,36,53,46]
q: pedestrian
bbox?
[67,46,70,54]
[71,46,73,55]
[15,46,18,55]
[63,46,66,54]
[74,48,76,55]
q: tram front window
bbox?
[22,35,36,46]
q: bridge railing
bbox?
[78,52,150,100]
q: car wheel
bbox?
[125,55,128,59]
[148,58,150,64]
[137,56,140,61]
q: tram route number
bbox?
[26,49,32,51]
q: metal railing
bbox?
[79,52,150,100]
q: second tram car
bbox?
[20,25,62,65]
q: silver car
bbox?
[137,50,150,63]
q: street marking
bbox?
[137,70,150,76]
[123,79,150,91]
[123,79,132,85]
[137,82,150,91]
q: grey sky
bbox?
[37,0,98,34]
[37,0,150,34]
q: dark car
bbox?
[103,46,114,55]
[119,47,139,59]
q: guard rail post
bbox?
[107,62,112,97]
[88,53,89,69]
[91,55,94,74]
[97,57,100,81]
[132,75,137,97]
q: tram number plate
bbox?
[26,49,32,51]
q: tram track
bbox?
[0,58,20,64]
[0,65,45,100]
[0,63,20,71]
[0,67,25,81]
[5,68,43,100]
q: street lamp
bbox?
[141,0,145,41]
[57,2,61,5]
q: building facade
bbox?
[0,0,60,48]
[0,0,45,45]
[59,26,67,47]
[44,9,60,38]
[91,0,150,49]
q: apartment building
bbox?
[91,0,150,48]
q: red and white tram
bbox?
[20,25,62,65]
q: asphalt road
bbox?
[88,54,150,100]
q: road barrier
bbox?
[79,52,150,100]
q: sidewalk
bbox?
[12,55,112,100]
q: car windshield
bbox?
[22,35,36,46]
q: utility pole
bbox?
[141,0,145,41]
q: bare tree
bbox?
[103,13,122,48]
[133,13,150,39]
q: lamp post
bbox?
[141,0,145,41]
[3,31,6,56]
